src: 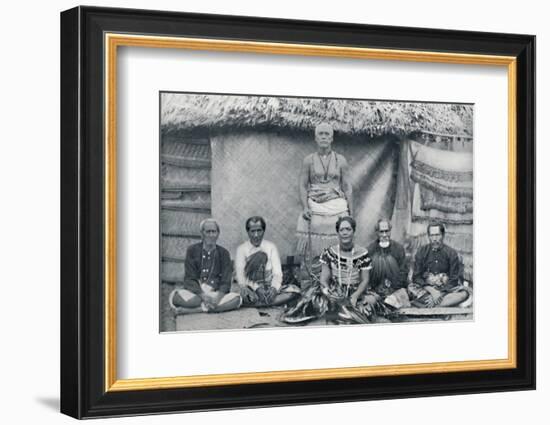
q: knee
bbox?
[364,294,379,306]
[225,293,243,309]
[272,292,297,306]
[440,290,469,307]
[211,292,242,312]
[171,289,202,308]
[457,290,469,303]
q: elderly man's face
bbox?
[377,221,391,243]
[201,221,219,246]
[247,222,265,247]
[315,124,333,150]
[428,225,443,249]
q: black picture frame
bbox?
[60,5,535,419]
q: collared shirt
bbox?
[182,243,232,294]
[412,243,461,290]
[235,240,282,290]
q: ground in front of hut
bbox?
[175,307,327,332]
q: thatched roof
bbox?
[161,93,473,137]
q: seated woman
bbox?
[169,219,242,315]
[296,123,352,274]
[283,216,379,324]
[235,216,300,307]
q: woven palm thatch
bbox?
[161,164,210,189]
[161,260,186,283]
[162,139,211,160]
[394,138,474,282]
[412,184,473,224]
[161,209,209,236]
[161,194,212,210]
[162,235,201,260]
[211,131,398,258]
[160,128,213,284]
[161,93,473,138]
[161,154,211,168]
[161,191,184,200]
[419,186,473,214]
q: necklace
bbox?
[340,243,354,252]
[337,245,354,291]
[317,151,333,182]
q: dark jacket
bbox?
[367,240,409,292]
[412,243,462,291]
[183,243,233,294]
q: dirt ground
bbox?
[174,306,327,332]
[162,282,473,333]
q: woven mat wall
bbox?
[211,131,398,260]
[160,135,212,284]
[392,138,474,281]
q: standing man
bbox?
[296,123,353,263]
[367,219,409,305]
[408,221,470,308]
[236,216,299,307]
[169,219,242,314]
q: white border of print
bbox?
[116,46,508,380]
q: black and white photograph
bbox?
[159,92,474,332]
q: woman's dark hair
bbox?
[245,216,267,232]
[335,216,356,232]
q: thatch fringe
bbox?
[161,93,473,137]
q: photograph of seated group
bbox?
[160,92,474,333]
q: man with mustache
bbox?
[295,122,352,273]
[408,221,470,308]
[366,219,409,308]
[236,216,299,307]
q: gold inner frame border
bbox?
[104,33,518,392]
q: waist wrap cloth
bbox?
[296,195,348,259]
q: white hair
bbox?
[374,218,392,231]
[199,218,220,233]
[315,122,334,134]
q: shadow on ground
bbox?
[35,397,59,412]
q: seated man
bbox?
[236,216,299,307]
[366,219,410,309]
[169,219,242,314]
[408,221,470,308]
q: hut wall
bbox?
[210,130,399,260]
[392,137,474,281]
[160,135,212,284]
